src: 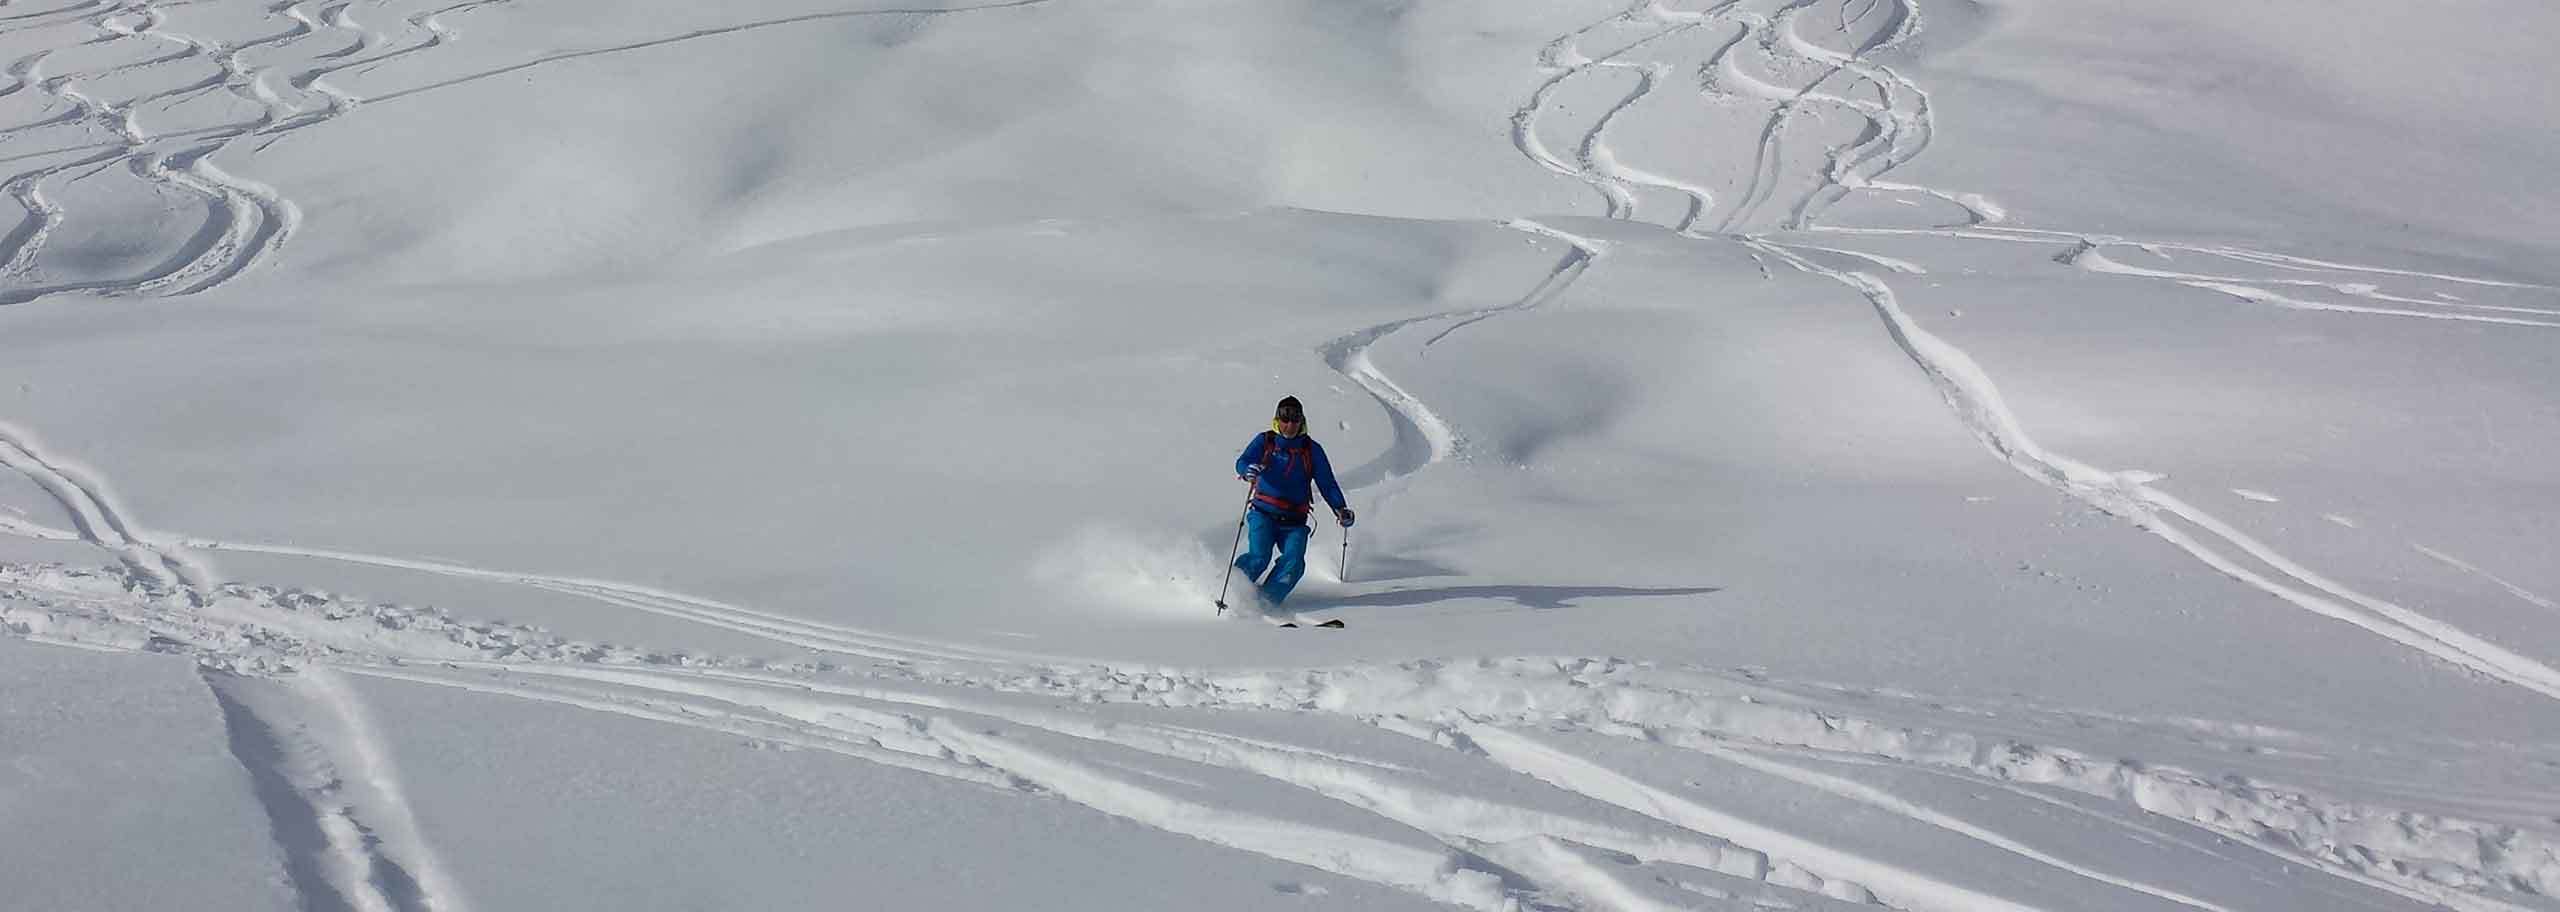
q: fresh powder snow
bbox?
[2,0,2557,910]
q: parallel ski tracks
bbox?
[204,669,460,912]
[0,422,454,912]
[0,418,209,592]
[178,537,1043,666]
[10,563,2550,911]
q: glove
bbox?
[1334,507,1355,528]
[1239,467,1261,483]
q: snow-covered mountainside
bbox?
[4,1,2556,909]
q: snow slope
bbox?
[3,0,2557,909]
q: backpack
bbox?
[1250,431,1316,518]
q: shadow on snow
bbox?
[1322,584,1720,612]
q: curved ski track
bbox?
[1514,0,2560,770]
[0,0,1054,308]
[1509,0,1959,240]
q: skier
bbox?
[1231,396,1353,607]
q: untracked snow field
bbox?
[3,0,2557,910]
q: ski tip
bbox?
[1316,618,1346,628]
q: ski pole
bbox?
[1341,524,1352,583]
[1214,477,1256,613]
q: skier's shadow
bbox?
[1323,584,1720,612]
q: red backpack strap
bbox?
[1254,431,1279,473]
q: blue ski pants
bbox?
[1234,508,1313,605]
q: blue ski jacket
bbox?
[1236,431,1347,521]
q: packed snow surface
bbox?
[3,0,2557,909]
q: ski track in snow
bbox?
[2,0,2559,909]
[8,562,2560,911]
[8,392,2551,909]
[1316,216,1611,493]
[0,0,1052,308]
[1477,0,2560,904]
[206,668,462,912]
[2060,241,2560,329]
[0,421,461,911]
[1748,237,2560,708]
[364,0,1052,105]
[2414,544,2560,617]
[0,0,320,306]
[1512,0,2560,748]
[0,417,210,591]
[1507,0,1959,237]
[177,537,1043,666]
[0,6,1058,911]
